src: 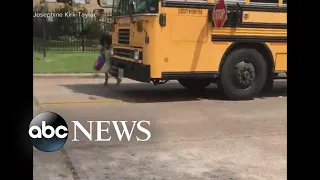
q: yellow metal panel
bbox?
[242,11,287,24]
[275,53,287,71]
[171,16,208,42]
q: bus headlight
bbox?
[133,49,140,60]
[110,46,114,55]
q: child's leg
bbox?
[116,76,122,86]
[114,69,122,86]
[107,73,121,86]
[108,67,122,86]
[104,72,109,85]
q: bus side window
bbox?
[250,0,278,3]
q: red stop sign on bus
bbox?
[212,0,227,28]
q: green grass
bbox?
[33,52,98,73]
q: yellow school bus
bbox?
[98,0,287,100]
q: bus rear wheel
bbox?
[218,48,267,100]
[178,78,212,90]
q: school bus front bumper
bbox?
[110,57,150,83]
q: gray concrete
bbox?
[33,77,287,180]
[33,73,105,78]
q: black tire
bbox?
[261,75,274,92]
[218,48,267,100]
[178,78,212,90]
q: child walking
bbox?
[99,33,122,86]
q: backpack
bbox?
[93,55,105,71]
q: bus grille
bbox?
[118,29,130,44]
[114,48,133,59]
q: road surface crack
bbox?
[61,148,81,180]
[34,95,81,180]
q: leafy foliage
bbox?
[33,4,109,41]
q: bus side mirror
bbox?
[137,21,143,32]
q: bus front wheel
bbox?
[178,79,212,90]
[218,48,267,100]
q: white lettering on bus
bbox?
[214,9,226,20]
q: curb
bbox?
[33,73,105,78]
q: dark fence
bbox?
[33,11,112,53]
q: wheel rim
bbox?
[232,60,256,89]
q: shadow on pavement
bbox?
[62,80,286,103]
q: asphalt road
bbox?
[33,77,287,180]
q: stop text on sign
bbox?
[214,9,226,20]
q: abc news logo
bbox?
[29,111,151,152]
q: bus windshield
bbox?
[114,0,158,15]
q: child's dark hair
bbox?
[99,33,112,49]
